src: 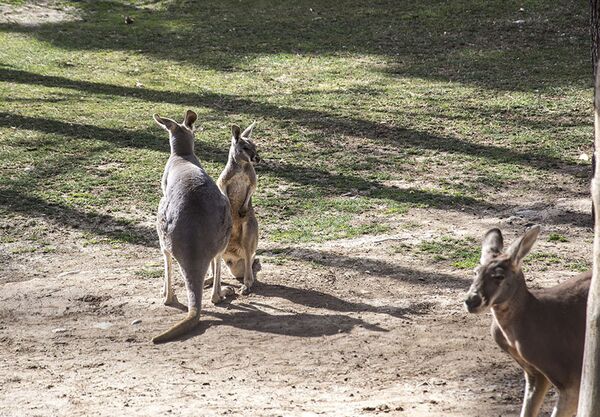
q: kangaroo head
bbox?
[464,225,540,313]
[229,122,260,165]
[154,110,197,156]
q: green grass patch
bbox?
[135,268,163,279]
[417,236,480,269]
[270,211,391,243]
[526,251,590,273]
[548,233,568,242]
[0,0,593,247]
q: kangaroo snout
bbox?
[464,293,483,313]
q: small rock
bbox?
[131,319,142,325]
[579,153,590,161]
[95,322,113,330]
[52,328,67,333]
[362,406,376,411]
[57,271,80,278]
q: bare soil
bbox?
[0,3,593,416]
[1,195,593,417]
[0,1,80,26]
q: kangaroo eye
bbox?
[493,274,504,281]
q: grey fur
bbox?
[152,110,233,344]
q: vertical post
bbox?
[593,0,600,225]
[593,0,600,79]
[578,62,600,416]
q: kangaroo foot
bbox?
[211,286,235,304]
[211,293,224,304]
[222,286,235,297]
[163,294,182,308]
[239,284,252,295]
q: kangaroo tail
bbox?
[152,307,200,344]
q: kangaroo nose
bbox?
[464,294,482,313]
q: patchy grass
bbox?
[527,251,590,273]
[135,267,163,279]
[414,235,590,272]
[0,0,592,247]
[416,236,480,269]
[548,232,569,242]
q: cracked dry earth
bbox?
[0,195,594,417]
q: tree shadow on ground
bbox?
[258,247,471,290]
[0,108,590,247]
[0,110,227,160]
[0,0,588,92]
[251,282,436,318]
[0,67,581,176]
[203,304,387,337]
[0,188,158,247]
[168,303,388,341]
[158,273,441,341]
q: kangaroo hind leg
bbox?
[520,369,550,417]
[211,255,235,304]
[162,249,175,306]
[152,258,207,344]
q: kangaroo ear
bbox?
[154,114,177,132]
[183,110,197,130]
[232,125,241,142]
[241,121,257,139]
[481,228,503,265]
[506,225,541,265]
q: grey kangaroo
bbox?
[215,122,261,295]
[152,110,234,344]
[464,226,590,417]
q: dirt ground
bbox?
[0,2,594,417]
[1,193,593,417]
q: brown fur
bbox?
[465,226,590,417]
[216,123,261,294]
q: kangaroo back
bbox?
[153,110,232,343]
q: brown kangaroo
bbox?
[215,122,261,295]
[464,226,590,417]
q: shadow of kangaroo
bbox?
[216,123,261,294]
[464,226,590,417]
[152,110,234,344]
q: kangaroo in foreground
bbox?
[215,122,261,295]
[152,110,234,344]
[464,226,590,417]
